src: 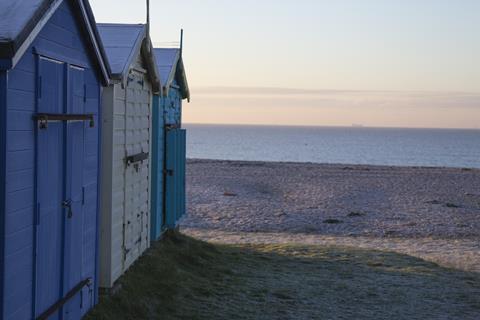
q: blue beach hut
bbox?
[0,0,109,319]
[151,44,190,240]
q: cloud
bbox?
[190,86,480,109]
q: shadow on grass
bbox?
[86,233,480,320]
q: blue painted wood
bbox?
[35,56,65,320]
[152,44,189,237]
[63,65,90,319]
[165,128,177,229]
[164,85,182,126]
[0,69,7,320]
[0,1,103,319]
[165,128,187,228]
[150,94,165,241]
[175,129,181,223]
[152,85,186,237]
[172,129,179,224]
[180,129,186,219]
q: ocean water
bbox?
[185,124,480,169]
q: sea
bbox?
[184,124,480,169]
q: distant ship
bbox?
[351,123,364,128]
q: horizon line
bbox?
[190,86,480,96]
[183,122,480,131]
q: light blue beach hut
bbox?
[151,41,190,240]
[0,0,110,319]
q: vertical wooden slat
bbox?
[35,57,65,319]
[63,65,87,318]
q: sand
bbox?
[181,159,480,273]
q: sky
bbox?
[89,0,480,129]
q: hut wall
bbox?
[150,94,165,241]
[100,52,152,288]
[164,80,182,126]
[0,2,102,319]
[162,83,186,229]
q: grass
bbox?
[86,233,480,320]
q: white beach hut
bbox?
[97,23,160,288]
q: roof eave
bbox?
[0,57,13,70]
[0,0,111,85]
[162,50,181,97]
[118,25,146,83]
[177,58,190,101]
[78,0,111,86]
[0,0,57,62]
[115,25,161,93]
[141,38,161,94]
[1,0,63,70]
[0,42,15,62]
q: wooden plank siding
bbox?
[0,69,7,320]
[1,1,102,319]
[164,80,182,126]
[100,49,152,288]
[150,93,165,241]
[161,82,186,230]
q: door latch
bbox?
[163,169,174,176]
[62,199,73,219]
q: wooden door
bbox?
[62,65,90,319]
[35,56,66,320]
[165,128,186,228]
[35,58,90,320]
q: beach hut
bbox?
[150,43,190,240]
[0,0,109,319]
[97,23,161,289]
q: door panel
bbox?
[165,128,177,228]
[165,128,187,227]
[35,59,89,320]
[35,57,65,320]
[63,66,87,319]
[179,129,186,219]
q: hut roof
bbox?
[153,48,190,101]
[0,0,110,84]
[98,23,161,94]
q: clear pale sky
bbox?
[90,0,480,129]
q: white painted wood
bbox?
[100,52,152,288]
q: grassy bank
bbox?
[86,233,480,320]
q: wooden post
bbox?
[146,0,150,36]
[180,29,184,55]
[146,0,151,52]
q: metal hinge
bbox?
[33,113,95,129]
